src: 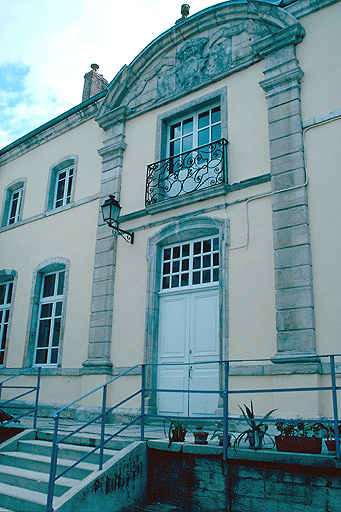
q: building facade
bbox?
[0,0,340,420]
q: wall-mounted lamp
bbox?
[101,195,134,244]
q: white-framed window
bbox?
[168,105,221,160]
[34,270,65,365]
[7,188,23,225]
[45,155,78,211]
[0,281,13,365]
[1,179,26,227]
[54,166,74,209]
[161,236,220,291]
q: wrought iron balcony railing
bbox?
[145,138,228,206]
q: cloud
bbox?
[0,0,219,149]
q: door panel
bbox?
[158,288,219,417]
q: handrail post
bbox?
[99,384,107,471]
[330,355,340,460]
[0,381,2,401]
[33,367,41,429]
[46,414,59,512]
[223,360,229,461]
[141,364,145,442]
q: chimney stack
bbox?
[82,64,108,101]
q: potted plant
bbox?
[165,419,187,447]
[234,401,276,450]
[275,421,324,454]
[193,426,209,445]
[210,421,233,447]
[320,423,341,452]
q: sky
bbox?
[0,0,222,149]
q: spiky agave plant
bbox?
[234,401,277,450]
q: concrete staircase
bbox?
[0,429,131,512]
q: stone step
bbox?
[0,481,48,512]
[37,429,131,450]
[0,450,97,480]
[0,463,78,496]
[18,439,119,464]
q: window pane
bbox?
[181,259,189,271]
[203,239,211,252]
[213,238,219,250]
[203,255,211,268]
[193,271,200,285]
[213,269,219,282]
[164,248,171,261]
[170,123,181,140]
[51,348,58,364]
[173,246,180,259]
[211,124,221,142]
[182,244,189,257]
[203,270,211,283]
[52,319,61,347]
[171,275,179,288]
[211,107,221,124]
[213,253,219,266]
[198,111,209,129]
[172,261,180,273]
[1,324,8,349]
[57,271,65,296]
[35,349,47,364]
[198,128,209,147]
[42,274,56,298]
[163,262,170,275]
[193,256,201,269]
[194,242,201,254]
[7,283,13,304]
[66,173,73,203]
[55,301,63,316]
[41,303,53,318]
[0,285,5,305]
[181,273,189,287]
[170,140,180,157]
[182,118,193,135]
[182,134,193,153]
[37,319,51,347]
[162,276,170,289]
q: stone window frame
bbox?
[45,155,78,212]
[144,215,229,412]
[0,269,18,366]
[1,178,27,227]
[24,258,70,368]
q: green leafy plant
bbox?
[275,421,325,438]
[234,401,276,450]
[164,419,187,447]
[210,421,234,446]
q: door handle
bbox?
[189,365,193,379]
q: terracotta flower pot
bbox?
[193,430,209,445]
[275,436,322,454]
[171,428,186,442]
[325,440,336,452]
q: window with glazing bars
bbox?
[54,167,73,208]
[7,188,23,225]
[0,281,13,365]
[34,270,65,365]
[161,236,219,290]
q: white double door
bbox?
[157,287,219,417]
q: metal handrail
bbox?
[0,367,41,428]
[46,364,143,512]
[45,354,340,511]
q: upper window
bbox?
[54,166,74,209]
[7,188,23,225]
[1,179,26,227]
[146,90,228,208]
[0,281,13,365]
[46,156,78,211]
[34,269,65,366]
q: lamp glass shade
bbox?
[101,195,121,226]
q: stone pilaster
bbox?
[82,107,127,373]
[260,45,317,362]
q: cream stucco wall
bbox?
[298,2,341,121]
[306,118,341,355]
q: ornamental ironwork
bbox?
[145,138,228,206]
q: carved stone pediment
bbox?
[96,1,304,129]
